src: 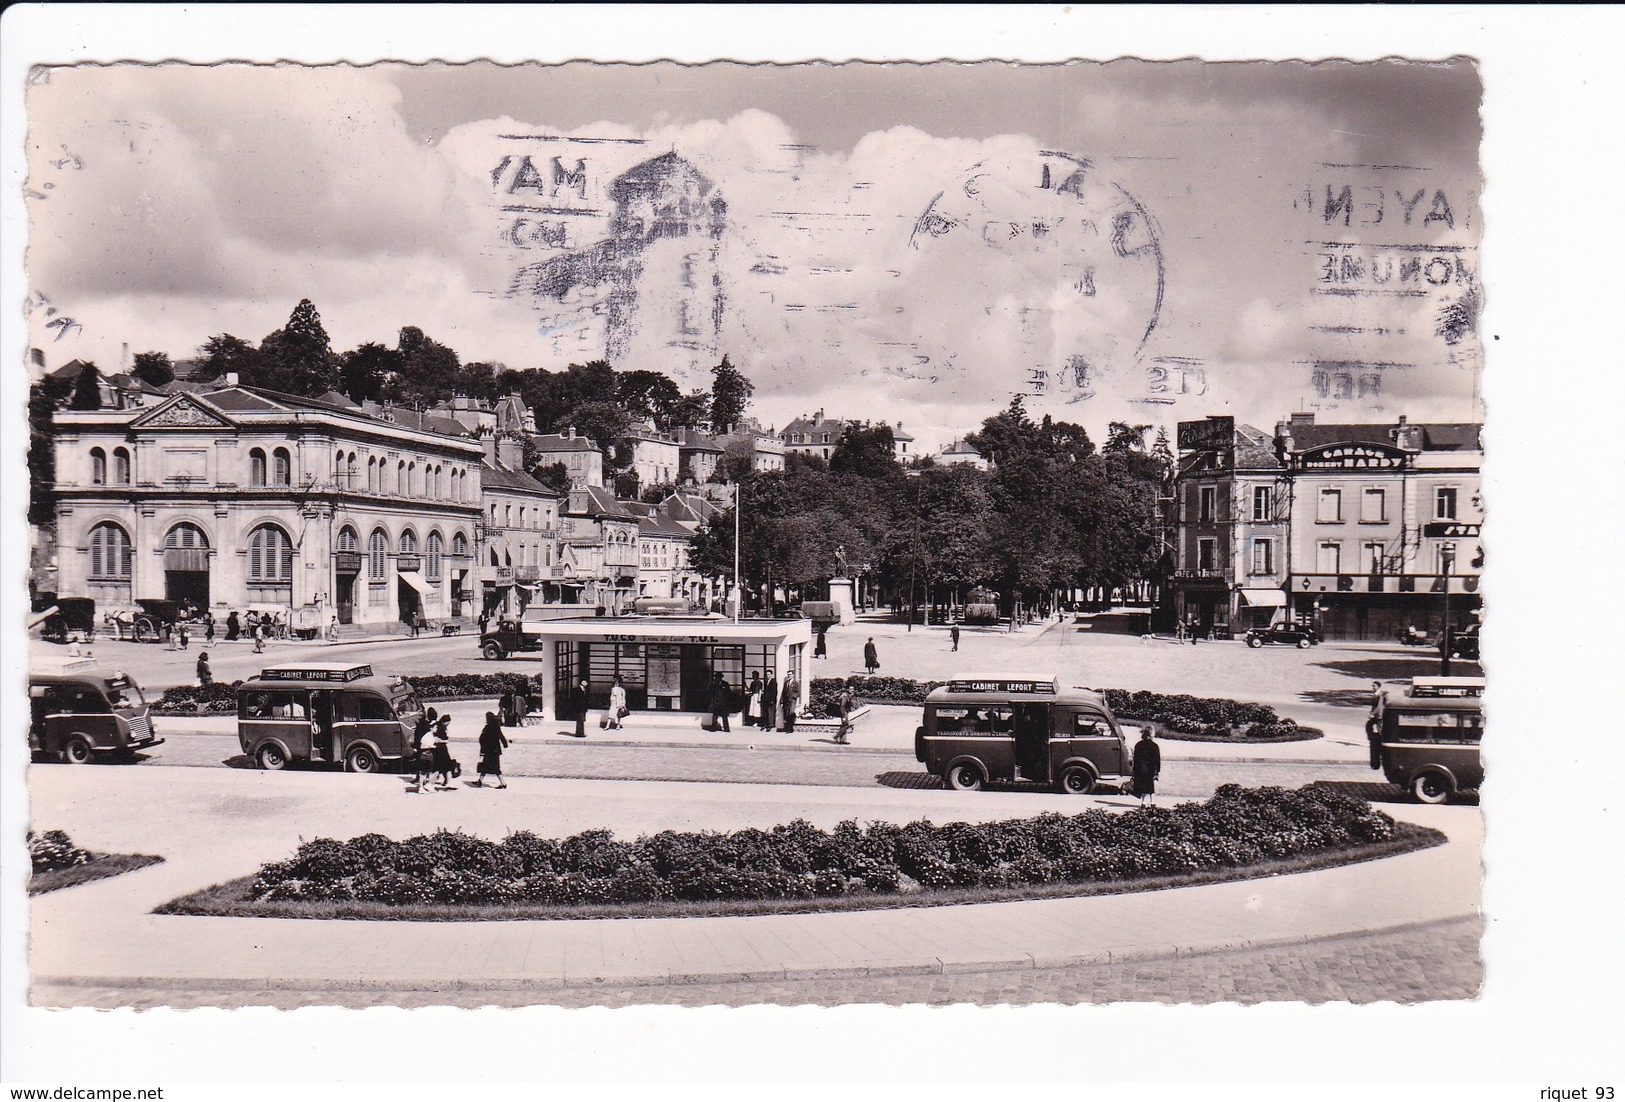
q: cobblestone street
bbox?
[39,917,1481,1009]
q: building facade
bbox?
[1170,412,1483,640]
[532,429,604,490]
[478,446,562,618]
[780,410,847,461]
[52,386,485,630]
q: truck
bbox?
[478,618,547,660]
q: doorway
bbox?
[335,573,356,625]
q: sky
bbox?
[24,59,1484,450]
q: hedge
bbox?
[154,672,1307,740]
[29,830,91,874]
[240,784,1396,907]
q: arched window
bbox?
[88,522,132,578]
[90,448,107,486]
[399,529,417,555]
[249,448,267,486]
[164,523,209,550]
[407,461,416,498]
[347,452,358,489]
[436,465,444,498]
[518,506,526,528]
[334,447,346,486]
[247,525,293,585]
[368,529,388,581]
[367,456,377,493]
[336,526,359,553]
[273,448,291,485]
[113,447,131,485]
[426,532,444,581]
[452,532,468,557]
[504,504,512,528]
[490,503,498,523]
[397,461,406,495]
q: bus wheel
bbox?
[345,746,379,774]
[257,744,288,771]
[1058,764,1096,795]
[1411,771,1452,804]
[61,736,94,765]
[944,763,984,792]
[481,641,505,660]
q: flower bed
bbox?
[28,830,163,896]
[167,786,1412,917]
[154,672,546,715]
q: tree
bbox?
[531,461,571,496]
[709,354,753,434]
[618,369,684,429]
[28,384,58,525]
[640,480,677,505]
[613,469,642,499]
[257,299,339,395]
[561,400,633,473]
[457,361,505,403]
[1151,426,1175,482]
[830,422,899,480]
[196,333,261,383]
[386,326,462,404]
[131,351,174,388]
[339,342,399,404]
[670,390,712,431]
[68,361,102,410]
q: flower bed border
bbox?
[30,853,164,896]
[1125,719,1324,745]
[156,825,1441,922]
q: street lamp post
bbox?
[1439,545,1455,677]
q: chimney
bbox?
[1290,412,1315,426]
[497,435,524,470]
[225,372,240,387]
[567,426,576,440]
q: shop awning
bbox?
[1239,588,1287,608]
[397,570,434,595]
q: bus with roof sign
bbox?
[1367,676,1484,803]
[29,656,163,764]
[236,662,425,773]
[914,673,1131,794]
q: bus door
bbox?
[310,689,337,762]
[350,691,405,758]
[1013,702,1049,782]
[1065,711,1127,778]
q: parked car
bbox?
[1444,623,1480,661]
[1245,621,1321,648]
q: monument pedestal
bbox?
[827,577,856,626]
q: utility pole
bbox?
[1439,545,1455,676]
[732,479,741,624]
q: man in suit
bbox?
[572,678,590,738]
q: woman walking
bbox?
[430,714,456,789]
[472,710,509,789]
[1131,728,1161,807]
[863,637,879,675]
[196,651,213,687]
[410,707,438,793]
[608,674,628,730]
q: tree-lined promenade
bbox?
[30,298,1173,618]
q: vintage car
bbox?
[1444,623,1480,661]
[29,657,163,763]
[1244,621,1321,648]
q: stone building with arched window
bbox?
[50,383,484,630]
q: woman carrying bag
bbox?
[472,711,509,789]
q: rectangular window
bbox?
[1435,487,1458,520]
[1197,538,1216,572]
[1251,539,1274,575]
[1317,541,1342,574]
[1252,485,1272,522]
[1364,541,1387,573]
[1317,487,1342,523]
[1199,486,1216,524]
[1361,487,1386,523]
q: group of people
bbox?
[407,707,510,792]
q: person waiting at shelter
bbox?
[708,671,733,732]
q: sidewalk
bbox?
[28,765,1479,998]
[155,699,1370,762]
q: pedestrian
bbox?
[709,671,732,732]
[178,621,190,650]
[225,610,240,641]
[608,674,628,730]
[863,637,879,675]
[410,707,438,792]
[950,622,960,652]
[834,685,854,745]
[498,687,515,728]
[430,714,455,788]
[780,675,799,733]
[204,613,216,644]
[471,711,509,789]
[196,651,213,687]
[1131,728,1161,807]
[763,672,779,732]
[745,673,764,729]
[252,622,265,653]
[814,627,828,659]
[571,678,589,738]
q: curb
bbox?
[33,914,1480,997]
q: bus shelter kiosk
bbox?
[529,616,814,720]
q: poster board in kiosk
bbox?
[236,663,425,773]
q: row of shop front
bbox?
[1171,573,1483,641]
